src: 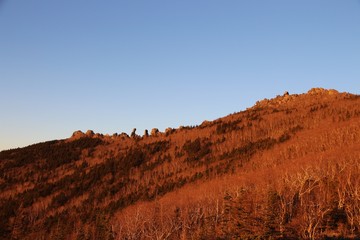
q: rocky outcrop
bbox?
[165,127,174,136]
[71,130,86,139]
[119,132,129,138]
[253,90,294,109]
[308,88,339,95]
[144,129,149,137]
[95,133,103,138]
[71,130,98,139]
[151,128,159,136]
[86,130,95,137]
[201,120,211,127]
[131,128,137,138]
[253,88,343,110]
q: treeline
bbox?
[0,137,103,170]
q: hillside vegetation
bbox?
[0,88,359,240]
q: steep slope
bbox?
[0,88,359,239]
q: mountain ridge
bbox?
[63,87,356,142]
[0,88,359,239]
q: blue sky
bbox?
[1,0,359,150]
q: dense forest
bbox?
[0,88,359,239]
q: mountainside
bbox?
[1,88,359,240]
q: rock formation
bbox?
[119,132,129,138]
[165,127,174,135]
[151,128,159,136]
[71,130,85,139]
[144,129,149,137]
[200,120,211,128]
[131,128,137,138]
[307,88,339,95]
[86,130,95,137]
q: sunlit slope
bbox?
[0,88,359,239]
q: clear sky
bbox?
[1,0,359,151]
